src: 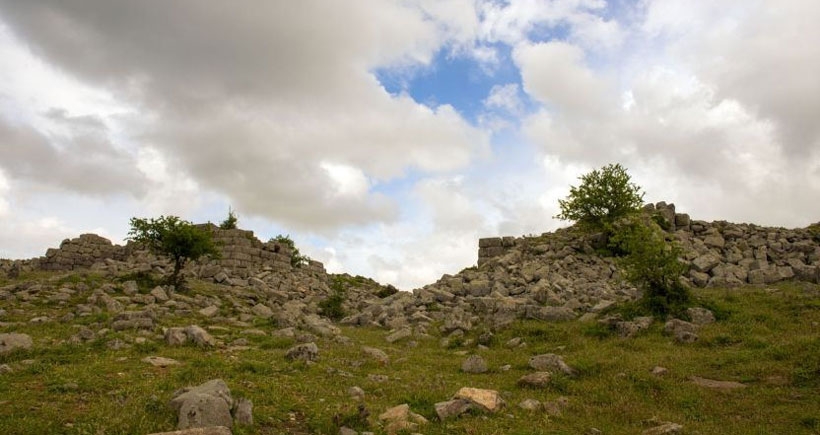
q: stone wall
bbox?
[478,202,820,288]
[29,225,324,277]
[40,234,126,271]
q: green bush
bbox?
[318,277,347,321]
[610,216,691,317]
[555,163,644,232]
[127,216,219,290]
[219,207,238,230]
[271,234,310,267]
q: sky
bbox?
[0,0,819,290]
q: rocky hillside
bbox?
[341,202,820,337]
[1,202,819,340]
[1,205,819,434]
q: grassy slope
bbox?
[0,277,818,435]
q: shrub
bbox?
[318,276,347,321]
[127,216,219,290]
[555,163,644,232]
[271,234,310,267]
[219,207,238,230]
[610,216,691,317]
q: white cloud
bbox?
[484,83,524,114]
[0,1,490,231]
[515,41,611,115]
[0,169,9,217]
[320,162,370,199]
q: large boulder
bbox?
[169,379,234,430]
[0,333,33,355]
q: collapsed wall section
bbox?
[28,225,325,277]
[478,202,820,288]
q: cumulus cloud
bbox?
[515,2,820,228]
[0,0,490,230]
[0,115,146,196]
[484,83,524,114]
[515,41,612,115]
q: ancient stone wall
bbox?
[40,234,126,271]
[28,226,324,277]
[478,202,820,288]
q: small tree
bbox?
[272,234,310,267]
[556,164,689,317]
[556,163,645,232]
[610,216,690,317]
[128,216,220,290]
[219,207,238,230]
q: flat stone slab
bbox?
[689,376,746,390]
[147,427,231,435]
[142,356,182,367]
[453,387,505,413]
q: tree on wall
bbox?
[128,216,220,290]
[556,163,690,317]
[219,206,238,230]
[555,163,645,232]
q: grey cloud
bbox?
[0,0,488,230]
[0,115,146,196]
[693,1,820,158]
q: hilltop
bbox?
[1,203,819,434]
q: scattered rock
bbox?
[686,307,716,325]
[0,333,33,355]
[169,379,234,429]
[147,427,232,435]
[185,325,217,347]
[285,342,319,362]
[452,387,505,413]
[199,306,219,317]
[650,366,669,376]
[664,319,699,343]
[518,398,542,411]
[385,328,412,344]
[461,354,488,374]
[435,399,475,420]
[528,353,576,376]
[505,337,523,348]
[121,280,139,296]
[517,371,552,388]
[251,304,273,319]
[543,396,569,416]
[233,398,253,426]
[367,374,389,383]
[150,286,169,302]
[362,346,389,365]
[166,327,189,346]
[142,356,182,367]
[689,376,746,390]
[642,420,684,434]
[348,386,365,401]
[378,403,428,434]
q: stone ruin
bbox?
[340,202,820,333]
[478,202,820,288]
[1,203,819,337]
[32,225,324,278]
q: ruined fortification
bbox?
[1,203,818,336]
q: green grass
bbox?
[0,280,818,434]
